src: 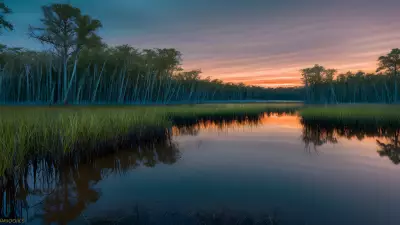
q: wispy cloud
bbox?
[3,0,400,87]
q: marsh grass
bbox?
[0,107,168,177]
[0,103,300,176]
[299,104,400,126]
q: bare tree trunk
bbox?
[62,57,78,104]
[17,71,22,102]
[118,66,127,103]
[63,55,68,102]
[36,64,43,102]
[394,68,398,103]
[92,62,106,102]
[132,73,140,102]
[25,65,30,102]
[384,82,391,103]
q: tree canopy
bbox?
[0,2,13,33]
[29,3,103,59]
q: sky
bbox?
[2,0,400,87]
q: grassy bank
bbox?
[299,104,400,124]
[0,103,300,176]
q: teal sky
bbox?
[2,0,400,86]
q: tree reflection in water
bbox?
[302,124,338,152]
[0,132,180,224]
[172,110,296,137]
[172,114,264,136]
[377,130,400,164]
[300,118,400,164]
[0,111,296,225]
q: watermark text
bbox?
[0,218,24,223]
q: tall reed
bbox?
[0,103,300,176]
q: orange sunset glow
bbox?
[3,0,400,87]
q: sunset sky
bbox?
[3,0,400,87]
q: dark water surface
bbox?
[3,113,400,225]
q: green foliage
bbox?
[28,3,102,58]
[301,64,331,85]
[376,48,400,102]
[376,48,400,74]
[300,64,338,103]
[0,1,13,33]
[74,14,103,51]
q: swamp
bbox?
[1,103,400,225]
[1,1,400,224]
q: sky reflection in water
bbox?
[5,113,400,225]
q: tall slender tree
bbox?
[28,4,81,60]
[28,3,102,103]
[377,48,400,102]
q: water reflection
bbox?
[3,109,399,225]
[39,140,180,224]
[300,118,400,164]
[301,125,338,151]
[0,111,296,224]
[376,130,400,164]
[0,134,179,224]
[172,114,263,136]
[173,110,296,136]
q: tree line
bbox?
[0,2,303,104]
[301,49,400,104]
[2,2,398,104]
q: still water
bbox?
[3,113,400,225]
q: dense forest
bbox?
[301,50,400,104]
[1,2,399,104]
[0,2,303,104]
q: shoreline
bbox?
[2,102,400,179]
[0,103,299,178]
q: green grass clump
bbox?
[299,104,400,124]
[0,107,169,176]
[0,103,300,176]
